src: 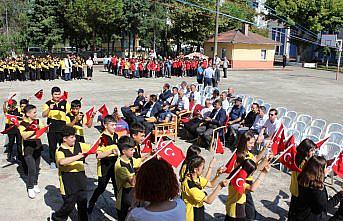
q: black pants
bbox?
[184,118,202,139]
[288,195,297,221]
[52,191,88,221]
[7,132,22,157]
[224,215,246,221]
[24,146,41,189]
[116,188,133,221]
[47,131,63,163]
[245,190,256,220]
[196,126,214,147]
[89,169,117,206]
[121,107,144,125]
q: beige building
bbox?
[204,25,279,69]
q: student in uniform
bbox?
[3,99,22,161]
[288,139,316,220]
[181,156,229,221]
[88,115,119,213]
[18,104,45,198]
[225,159,270,221]
[66,99,95,143]
[42,86,71,169]
[129,123,145,161]
[50,126,90,221]
[115,135,140,221]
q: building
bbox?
[204,24,279,69]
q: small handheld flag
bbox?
[35,125,49,139]
[84,138,101,156]
[98,104,109,119]
[34,89,44,100]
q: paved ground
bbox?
[0,66,342,221]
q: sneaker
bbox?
[50,163,57,169]
[28,188,35,199]
[33,185,40,193]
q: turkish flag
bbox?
[100,134,108,147]
[332,152,343,178]
[278,144,302,173]
[85,107,95,123]
[279,135,295,153]
[84,138,101,156]
[7,93,16,105]
[6,114,19,126]
[215,134,224,154]
[34,89,44,100]
[141,140,152,153]
[25,120,39,132]
[59,91,69,101]
[271,124,285,155]
[157,141,185,167]
[315,136,330,149]
[35,125,49,139]
[98,104,109,118]
[230,168,248,194]
[224,151,237,173]
[0,125,16,134]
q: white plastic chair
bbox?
[244,97,254,110]
[319,142,341,161]
[264,103,271,113]
[328,132,343,146]
[203,86,213,96]
[277,107,287,118]
[294,121,307,136]
[325,123,343,136]
[286,111,297,122]
[196,84,204,93]
[311,119,326,131]
[287,129,301,144]
[304,134,320,143]
[297,114,312,126]
[304,126,322,139]
[281,116,293,129]
[255,98,264,106]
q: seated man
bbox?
[168,87,179,105]
[240,103,259,128]
[250,105,268,134]
[188,84,201,105]
[257,108,280,144]
[121,94,161,126]
[143,101,172,134]
[210,89,220,104]
[196,100,226,148]
[133,89,146,112]
[170,90,189,115]
[184,99,213,139]
[158,83,172,102]
[228,97,246,130]
[220,91,230,112]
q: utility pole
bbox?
[336,39,342,80]
[5,5,9,38]
[213,0,220,59]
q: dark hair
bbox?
[20,99,29,105]
[295,138,316,168]
[251,103,259,108]
[214,99,222,106]
[51,86,61,95]
[259,106,266,114]
[236,131,255,165]
[117,135,135,153]
[24,104,36,115]
[180,145,201,182]
[135,158,179,202]
[130,123,145,136]
[269,108,278,115]
[71,100,81,108]
[298,156,326,190]
[172,87,178,91]
[150,94,157,102]
[228,159,257,180]
[103,115,116,124]
[62,126,76,138]
[213,90,220,96]
[187,156,206,188]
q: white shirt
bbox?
[263,118,280,137]
[204,67,214,78]
[188,91,201,105]
[201,106,214,118]
[126,198,186,221]
[64,58,72,73]
[251,114,268,133]
[86,59,93,67]
[177,96,190,110]
[169,94,178,106]
[222,99,230,112]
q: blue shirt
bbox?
[158,110,172,122]
[229,105,246,121]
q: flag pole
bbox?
[270,144,295,165]
[226,166,242,182]
[141,139,172,165]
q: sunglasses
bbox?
[269,113,276,116]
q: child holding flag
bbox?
[181,155,228,221]
[18,104,45,198]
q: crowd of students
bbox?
[0,54,95,82]
[2,82,343,221]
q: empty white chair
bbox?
[319,142,341,161]
[263,103,271,113]
[203,86,213,96]
[304,126,322,139]
[294,121,307,136]
[287,129,301,144]
[311,119,326,131]
[244,97,254,110]
[255,98,264,106]
[277,107,287,118]
[325,123,343,136]
[328,132,343,146]
[286,111,297,122]
[297,114,312,126]
[281,116,293,129]
[304,134,320,143]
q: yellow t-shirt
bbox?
[226,183,251,218]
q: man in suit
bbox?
[158,83,172,102]
[196,100,227,148]
[212,64,221,87]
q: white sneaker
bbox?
[33,185,40,193]
[28,188,36,199]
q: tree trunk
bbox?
[92,30,96,52]
[128,32,131,58]
[107,33,110,55]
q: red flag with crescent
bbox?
[98,104,109,119]
[25,120,39,132]
[278,144,301,173]
[157,141,185,167]
[271,124,285,155]
[35,125,49,139]
[6,114,19,126]
[224,152,237,174]
[230,168,248,194]
[34,89,44,100]
[332,152,343,178]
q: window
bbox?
[261,50,267,60]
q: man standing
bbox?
[86,56,93,80]
[63,55,72,81]
[203,64,214,87]
[223,56,229,78]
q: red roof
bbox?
[206,29,279,45]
